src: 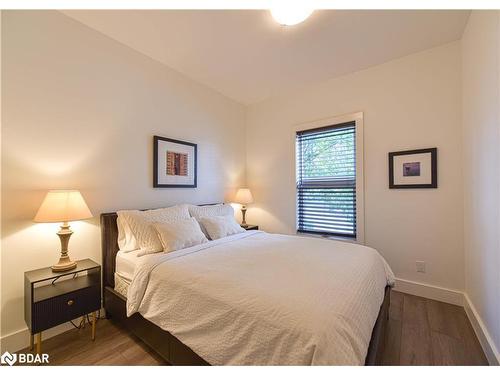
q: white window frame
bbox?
[293,112,365,244]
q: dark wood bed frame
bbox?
[101,211,391,365]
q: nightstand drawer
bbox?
[32,285,100,333]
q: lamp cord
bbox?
[51,272,78,285]
[69,310,102,330]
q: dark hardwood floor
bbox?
[18,291,488,365]
[383,291,487,365]
[18,318,166,365]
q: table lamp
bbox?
[234,188,254,228]
[34,190,93,272]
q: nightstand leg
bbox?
[91,311,96,341]
[36,332,42,355]
[29,334,34,351]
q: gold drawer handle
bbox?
[67,300,74,306]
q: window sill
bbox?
[296,231,360,244]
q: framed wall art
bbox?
[388,148,437,189]
[153,136,197,188]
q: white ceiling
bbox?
[61,10,470,105]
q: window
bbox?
[296,116,362,240]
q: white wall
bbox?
[462,10,500,362]
[246,42,464,292]
[1,10,246,343]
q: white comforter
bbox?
[127,231,394,365]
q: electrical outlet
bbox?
[416,261,426,273]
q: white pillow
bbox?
[188,204,235,237]
[198,215,245,240]
[117,213,139,252]
[118,205,190,256]
[188,204,234,220]
[153,218,208,253]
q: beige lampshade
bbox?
[234,188,254,205]
[34,190,93,223]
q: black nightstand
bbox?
[24,259,101,354]
[241,224,259,230]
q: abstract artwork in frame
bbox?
[388,148,437,189]
[153,136,197,188]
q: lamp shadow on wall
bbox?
[1,190,101,239]
[1,123,114,238]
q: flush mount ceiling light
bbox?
[270,7,314,26]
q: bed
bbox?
[101,210,394,365]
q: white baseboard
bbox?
[463,293,500,366]
[394,277,464,306]
[0,322,74,353]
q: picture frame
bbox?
[153,136,197,188]
[388,148,437,189]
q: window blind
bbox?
[296,121,356,238]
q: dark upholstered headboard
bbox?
[100,212,120,289]
[100,204,221,289]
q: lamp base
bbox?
[52,257,77,272]
[241,206,248,227]
[52,222,77,272]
